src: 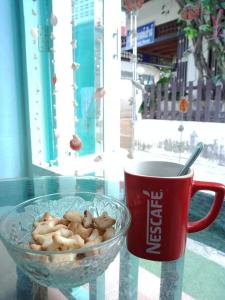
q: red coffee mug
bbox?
[124,161,225,261]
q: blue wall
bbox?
[0,0,31,178]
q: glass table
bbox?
[0,176,224,300]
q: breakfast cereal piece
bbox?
[51,224,68,232]
[33,232,55,248]
[50,253,76,263]
[32,219,58,235]
[29,243,42,250]
[25,251,49,263]
[84,236,103,257]
[63,210,82,223]
[86,228,102,242]
[58,218,70,226]
[33,227,73,250]
[45,241,61,251]
[34,214,59,228]
[82,210,93,228]
[32,223,66,238]
[70,234,85,247]
[52,233,84,250]
[40,212,53,222]
[102,227,115,241]
[68,222,93,240]
[29,208,116,257]
[56,227,73,238]
[93,214,116,230]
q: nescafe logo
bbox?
[143,189,163,254]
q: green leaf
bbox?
[201,0,213,12]
[138,101,144,114]
[199,24,211,32]
[220,3,225,9]
[212,74,224,84]
[183,27,199,39]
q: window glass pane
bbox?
[22,0,104,171]
[23,0,57,166]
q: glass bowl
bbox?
[0,192,131,288]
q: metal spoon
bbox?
[177,142,204,176]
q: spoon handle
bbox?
[177,142,204,176]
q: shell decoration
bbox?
[50,14,58,26]
[70,135,82,151]
[31,27,38,39]
[180,4,200,20]
[124,0,144,11]
[178,96,189,113]
[95,87,105,100]
[71,63,80,70]
[52,74,57,85]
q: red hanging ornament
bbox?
[52,74,57,85]
[70,134,82,151]
[178,96,189,113]
[124,0,144,11]
[180,4,200,20]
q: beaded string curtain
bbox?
[124,0,144,159]
[29,0,82,167]
[25,0,104,172]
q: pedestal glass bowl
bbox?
[0,192,131,288]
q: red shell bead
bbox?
[178,97,189,113]
[52,75,57,85]
[125,0,144,11]
[180,5,200,20]
[70,135,82,151]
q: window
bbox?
[22,0,105,174]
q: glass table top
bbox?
[0,176,224,300]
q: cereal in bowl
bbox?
[29,210,116,255]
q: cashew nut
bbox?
[25,252,49,263]
[51,224,67,232]
[102,227,115,241]
[29,210,116,260]
[29,243,42,251]
[56,227,73,238]
[82,210,93,228]
[40,212,53,222]
[33,232,55,249]
[84,236,103,257]
[58,218,70,226]
[93,215,116,230]
[86,228,101,242]
[32,219,58,235]
[63,210,82,223]
[68,222,93,240]
[52,233,84,250]
[50,253,76,263]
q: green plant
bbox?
[138,67,173,114]
[157,67,173,84]
[176,0,225,81]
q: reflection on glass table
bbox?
[0,176,224,300]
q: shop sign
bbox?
[122,21,155,50]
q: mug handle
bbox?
[188,180,225,233]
